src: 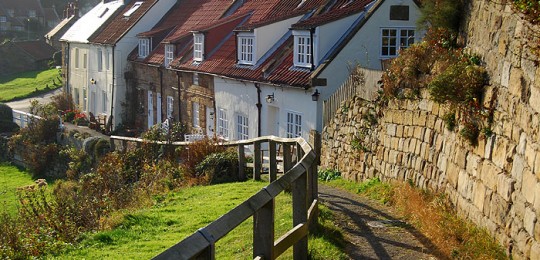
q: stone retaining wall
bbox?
[321,0,540,258]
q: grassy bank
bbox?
[54,181,346,259]
[321,177,506,259]
[0,69,62,102]
[0,163,35,215]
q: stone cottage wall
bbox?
[321,0,540,258]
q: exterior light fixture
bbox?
[266,93,275,103]
[311,89,320,101]
[90,78,96,84]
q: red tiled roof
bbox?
[292,0,373,29]
[91,0,159,44]
[13,40,57,60]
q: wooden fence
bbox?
[109,131,320,259]
[12,109,42,127]
[323,67,382,127]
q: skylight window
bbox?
[124,2,143,17]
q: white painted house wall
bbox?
[68,42,90,110]
[214,77,316,141]
[87,0,177,128]
[315,0,423,130]
[314,14,358,67]
[254,15,303,63]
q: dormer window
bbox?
[193,33,204,62]
[164,44,174,67]
[293,30,312,68]
[138,38,150,58]
[237,33,254,65]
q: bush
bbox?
[417,0,464,33]
[195,149,241,184]
[0,103,13,121]
[428,61,486,105]
[0,120,19,133]
[318,169,341,182]
[179,138,226,179]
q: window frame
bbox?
[164,44,174,67]
[293,30,312,68]
[237,33,255,65]
[286,110,302,138]
[236,114,249,140]
[0,16,7,23]
[138,38,150,58]
[193,33,204,62]
[380,27,415,58]
[217,108,229,139]
[167,96,174,119]
[102,89,107,113]
[74,48,79,69]
[193,73,199,85]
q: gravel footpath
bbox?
[319,184,441,260]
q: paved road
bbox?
[5,88,63,112]
[319,185,439,259]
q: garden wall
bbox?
[321,0,540,258]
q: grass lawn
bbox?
[55,181,346,259]
[0,69,62,102]
[0,163,35,215]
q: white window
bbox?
[97,48,103,72]
[381,28,415,58]
[217,108,229,139]
[102,90,107,113]
[167,96,174,119]
[193,33,204,62]
[83,53,87,69]
[192,102,200,128]
[0,23,7,31]
[138,38,150,58]
[0,16,6,23]
[193,73,199,85]
[74,48,79,68]
[286,111,302,138]
[237,35,254,65]
[74,88,80,105]
[124,2,143,17]
[293,31,312,68]
[28,10,36,18]
[105,50,110,70]
[164,44,174,67]
[7,9,14,17]
[236,114,249,140]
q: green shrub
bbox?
[442,112,456,131]
[318,169,341,182]
[460,122,480,145]
[428,62,486,105]
[195,149,241,184]
[0,103,13,121]
[417,0,464,33]
[0,120,19,133]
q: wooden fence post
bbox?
[253,197,274,259]
[293,171,308,259]
[269,140,277,182]
[254,141,262,181]
[283,144,292,173]
[238,144,246,181]
[308,130,321,232]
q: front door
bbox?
[148,91,153,128]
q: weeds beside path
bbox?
[318,184,438,259]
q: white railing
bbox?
[12,109,42,127]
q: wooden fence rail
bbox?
[110,132,320,260]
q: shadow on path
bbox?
[319,184,443,259]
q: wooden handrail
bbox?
[110,133,320,260]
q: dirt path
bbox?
[318,185,440,260]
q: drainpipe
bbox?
[255,83,262,137]
[65,42,70,107]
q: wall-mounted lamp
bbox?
[90,78,96,84]
[266,93,275,103]
[311,89,320,101]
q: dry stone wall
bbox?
[321,0,540,258]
